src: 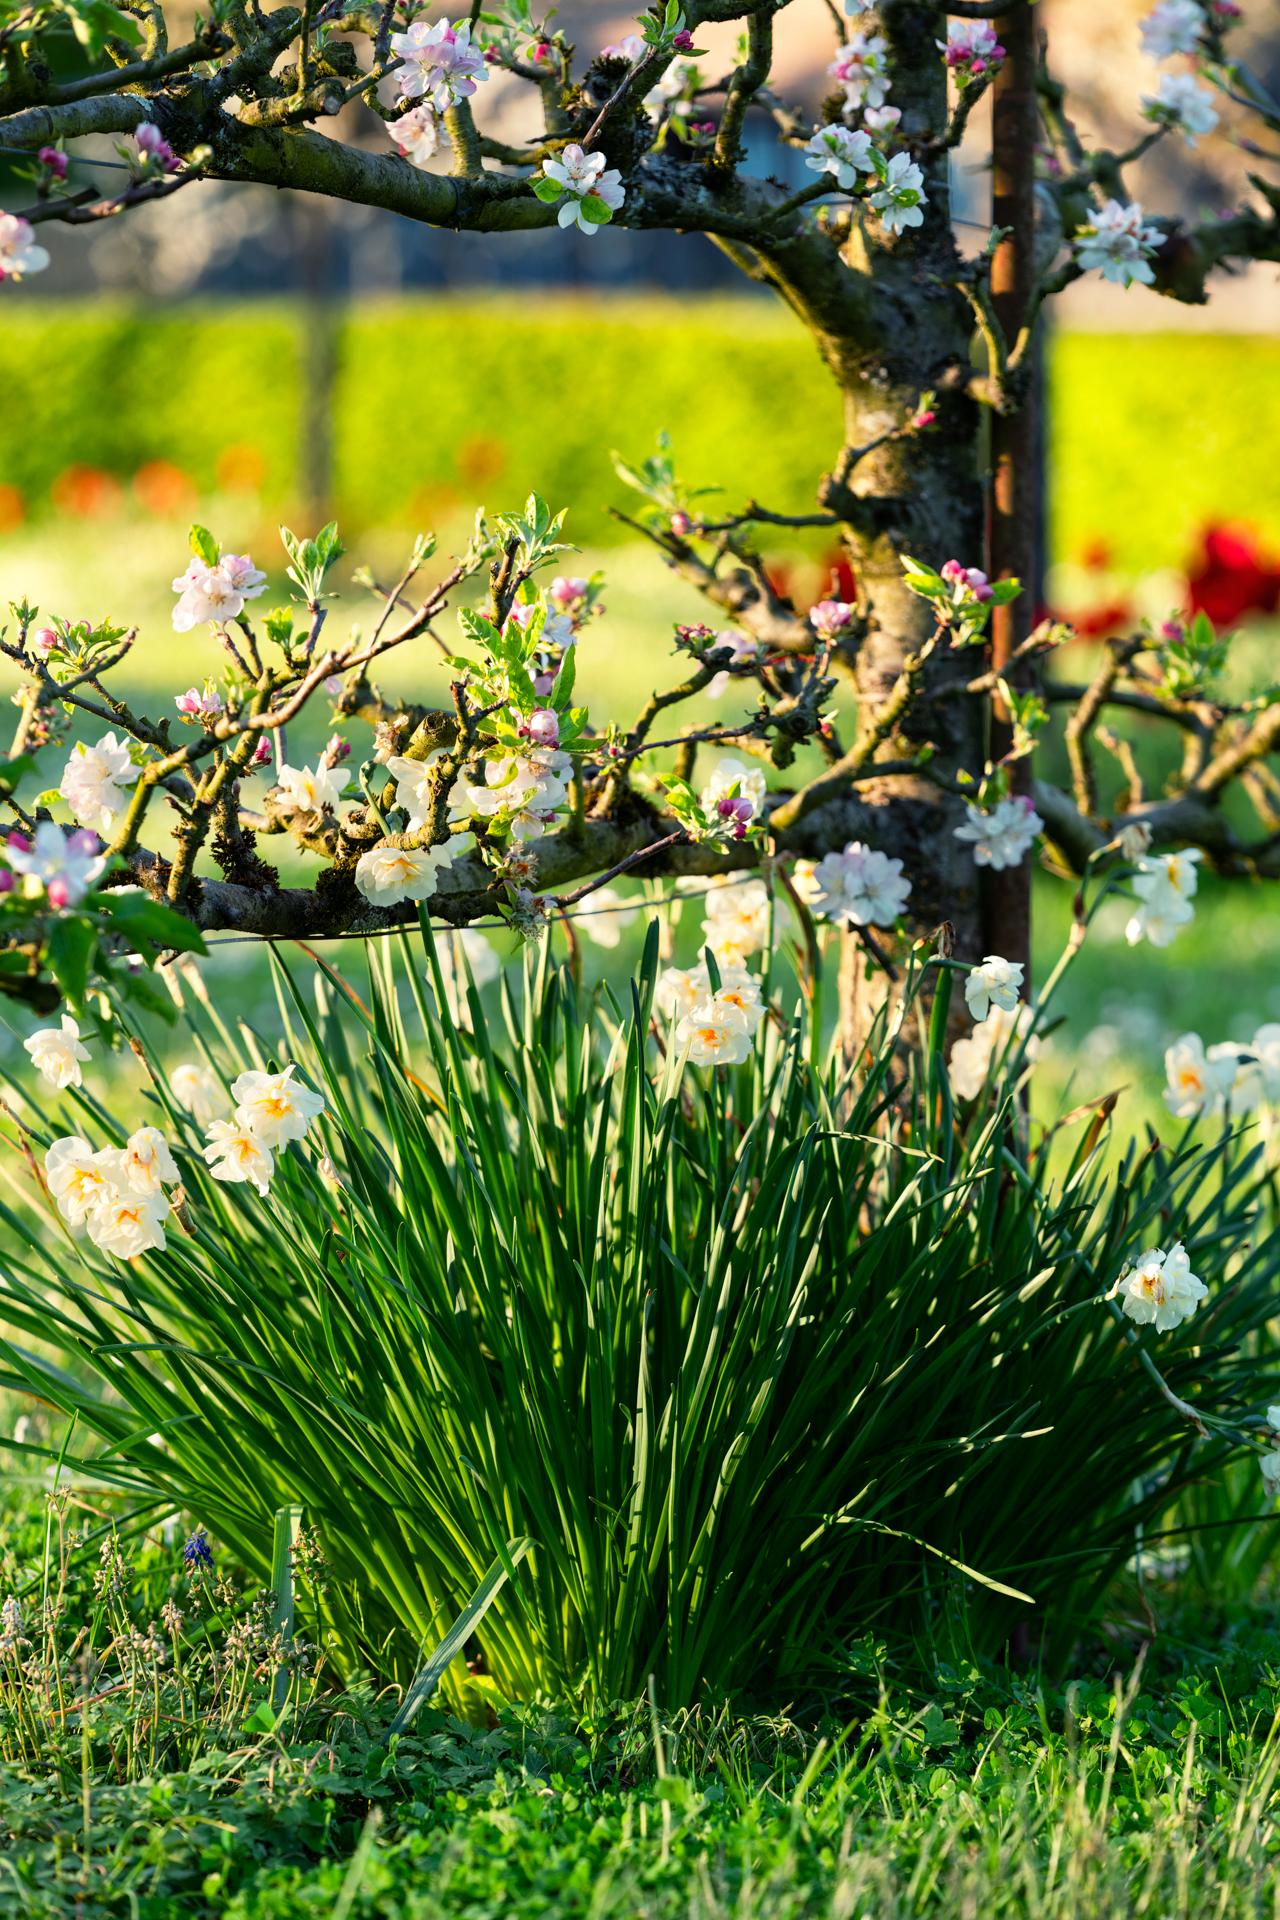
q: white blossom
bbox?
[6,822,104,906]
[700,878,772,965]
[1126,848,1201,946]
[576,886,639,950]
[24,1014,90,1090]
[1073,199,1164,288]
[389,17,488,109]
[676,996,755,1068]
[202,1120,275,1196]
[45,1136,118,1223]
[954,796,1042,872]
[388,104,440,167]
[657,961,761,1026]
[85,1187,169,1260]
[1115,1240,1207,1333]
[803,123,876,191]
[863,104,902,134]
[383,749,462,833]
[230,1064,325,1149]
[458,750,572,838]
[170,1062,225,1125]
[171,554,266,632]
[700,755,768,828]
[0,212,50,282]
[809,841,911,927]
[829,33,890,110]
[1142,72,1219,145]
[1162,1032,1239,1118]
[1139,0,1204,60]
[965,955,1024,1024]
[868,153,927,233]
[540,144,626,233]
[58,732,134,834]
[354,835,473,907]
[274,761,347,815]
[114,1126,179,1195]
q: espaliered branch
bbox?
[0,0,1276,1022]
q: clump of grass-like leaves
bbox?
[0,923,1276,1705]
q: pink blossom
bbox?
[524,708,560,747]
[30,626,60,656]
[717,796,754,839]
[672,28,695,51]
[174,684,224,720]
[912,408,937,428]
[810,598,855,639]
[37,146,67,179]
[550,575,589,611]
[324,733,351,763]
[941,560,993,602]
[252,739,273,766]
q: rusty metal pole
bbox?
[984,2,1041,978]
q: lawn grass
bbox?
[4,1474,1280,1919]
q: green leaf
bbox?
[46,915,97,1009]
[532,177,563,203]
[189,523,220,567]
[241,1700,278,1736]
[99,889,207,964]
[389,1539,533,1735]
[579,194,614,225]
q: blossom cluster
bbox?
[1163,1026,1280,1119]
[3,822,104,909]
[801,841,912,929]
[1073,199,1165,288]
[535,144,627,235]
[939,22,1006,84]
[172,552,267,632]
[1125,847,1200,947]
[803,124,927,236]
[41,1056,325,1260]
[954,797,1043,872]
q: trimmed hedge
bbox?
[3,299,1278,567]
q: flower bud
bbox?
[37,146,68,180]
[526,708,560,747]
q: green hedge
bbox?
[4,299,1278,567]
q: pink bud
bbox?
[46,877,72,910]
[252,739,273,766]
[672,28,694,51]
[810,599,855,638]
[0,869,13,895]
[1160,619,1184,642]
[325,733,351,763]
[670,511,692,538]
[970,57,987,73]
[912,409,937,429]
[532,38,550,60]
[483,42,501,61]
[38,146,68,179]
[30,627,59,656]
[526,707,560,747]
[6,831,29,854]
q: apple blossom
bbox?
[458,749,572,838]
[58,732,134,834]
[676,995,755,1067]
[948,1004,1039,1099]
[24,1014,91,1090]
[6,822,104,906]
[954,796,1042,871]
[231,1063,325,1148]
[700,756,767,829]
[383,748,461,833]
[114,1126,179,1195]
[863,104,902,134]
[1115,1241,1207,1333]
[549,575,589,612]
[868,153,928,233]
[85,1186,170,1260]
[37,146,67,180]
[577,886,639,950]
[201,1119,275,1196]
[941,558,993,603]
[124,120,179,174]
[600,34,645,59]
[803,124,876,191]
[524,708,561,748]
[539,145,626,233]
[0,212,51,282]
[809,599,856,641]
[45,1136,119,1223]
[509,599,576,650]
[1138,0,1204,59]
[389,105,441,167]
[171,553,267,631]
[965,955,1024,1024]
[389,17,488,109]
[274,761,347,815]
[1073,200,1164,288]
[809,842,911,927]
[701,878,773,966]
[1142,72,1219,146]
[354,835,473,907]
[170,1061,225,1125]
[174,683,225,722]
[940,21,1006,80]
[829,34,891,110]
